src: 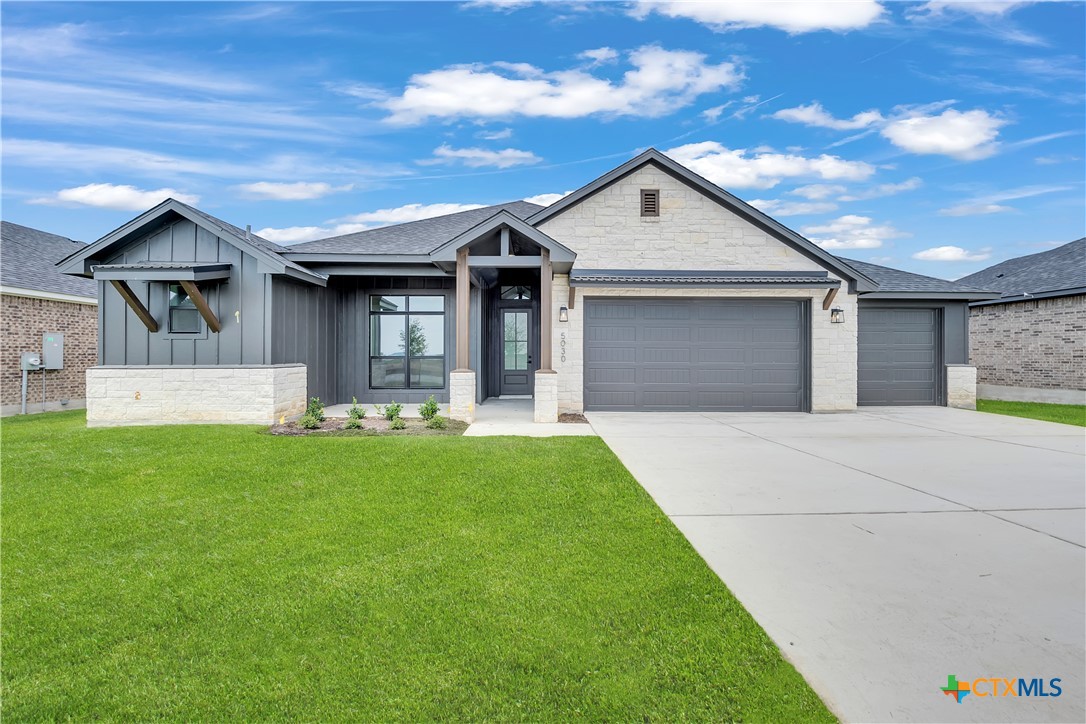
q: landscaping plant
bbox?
[299,413,321,430]
[305,397,326,422]
[383,402,404,421]
[344,418,363,430]
[425,415,447,430]
[348,397,366,420]
[389,416,407,430]
[419,395,439,421]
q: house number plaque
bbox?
[560,332,566,363]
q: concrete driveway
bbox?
[589,407,1085,723]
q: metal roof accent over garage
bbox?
[571,269,841,287]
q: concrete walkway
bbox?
[589,407,1085,723]
[464,399,595,437]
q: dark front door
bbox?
[500,308,533,396]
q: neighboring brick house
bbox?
[1,221,98,416]
[959,238,1086,405]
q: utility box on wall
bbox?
[42,332,64,370]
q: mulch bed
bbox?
[558,412,589,424]
[267,417,466,437]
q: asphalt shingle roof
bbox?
[839,257,995,294]
[957,238,1086,297]
[1,221,97,298]
[287,201,544,255]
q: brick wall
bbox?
[969,294,1086,391]
[1,294,98,414]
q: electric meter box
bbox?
[42,333,64,370]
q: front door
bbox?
[500,308,533,396]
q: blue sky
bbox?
[2,1,1083,279]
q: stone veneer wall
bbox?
[969,294,1085,392]
[85,364,306,427]
[538,162,859,414]
[1,293,98,416]
[946,365,978,410]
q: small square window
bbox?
[641,189,660,217]
[500,285,532,300]
[168,284,201,334]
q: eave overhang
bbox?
[860,291,1002,301]
[91,262,233,282]
[570,269,842,288]
[968,286,1085,307]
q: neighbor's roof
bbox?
[957,238,1086,299]
[286,201,543,255]
[841,258,996,296]
[1,221,97,298]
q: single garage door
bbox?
[858,307,939,405]
[583,298,807,411]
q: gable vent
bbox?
[640,189,660,217]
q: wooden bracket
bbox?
[567,284,576,310]
[822,287,839,311]
[109,280,158,332]
[179,280,222,333]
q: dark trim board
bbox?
[581,296,811,413]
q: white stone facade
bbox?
[539,162,858,414]
[449,369,476,423]
[533,371,558,422]
[946,364,978,410]
[85,364,307,427]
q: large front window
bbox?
[369,295,445,389]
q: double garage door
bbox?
[583,298,807,411]
[857,307,940,406]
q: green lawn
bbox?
[2,411,831,722]
[977,399,1086,427]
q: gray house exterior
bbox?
[959,238,1086,405]
[57,149,996,426]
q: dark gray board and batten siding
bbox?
[270,278,337,402]
[582,297,809,412]
[99,218,273,367]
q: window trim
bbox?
[368,294,446,390]
[640,188,660,217]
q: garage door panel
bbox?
[584,298,806,412]
[858,307,939,406]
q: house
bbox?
[958,238,1086,405]
[1,221,98,416]
[56,149,997,427]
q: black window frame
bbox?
[368,294,446,390]
[168,283,202,334]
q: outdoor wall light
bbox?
[559,306,569,322]
[830,307,845,324]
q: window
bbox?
[500,285,532,300]
[640,188,660,217]
[369,295,445,389]
[168,284,201,333]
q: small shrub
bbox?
[383,401,404,420]
[344,418,363,430]
[348,396,366,420]
[419,395,439,421]
[389,416,407,430]
[299,413,321,430]
[426,414,447,430]
[305,397,326,422]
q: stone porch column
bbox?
[947,364,977,410]
[450,246,476,422]
[534,248,558,423]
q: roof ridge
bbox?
[959,237,1085,281]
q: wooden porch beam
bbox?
[539,248,553,371]
[455,247,471,370]
[567,284,576,310]
[109,280,158,332]
[500,227,510,257]
[179,280,222,333]
[822,287,839,310]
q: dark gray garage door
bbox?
[584,298,807,411]
[858,307,939,405]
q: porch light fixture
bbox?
[830,307,845,324]
[559,306,569,322]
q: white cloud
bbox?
[418,144,542,168]
[701,103,733,122]
[476,127,513,140]
[382,45,743,124]
[881,108,1006,160]
[256,226,350,244]
[631,1,885,33]
[938,203,1014,216]
[1035,154,1081,165]
[801,214,907,250]
[913,245,992,262]
[789,183,847,200]
[30,183,198,211]
[911,1,1032,17]
[237,181,352,201]
[748,199,838,216]
[579,47,619,65]
[665,142,876,190]
[523,191,572,206]
[771,102,883,130]
[334,202,487,225]
[839,177,922,201]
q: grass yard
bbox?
[977,399,1086,427]
[1,411,831,722]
